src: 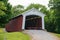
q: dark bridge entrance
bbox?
[25,15,42,30]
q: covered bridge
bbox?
[5,8,45,32]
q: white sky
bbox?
[8,0,49,8]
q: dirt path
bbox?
[23,30,58,40]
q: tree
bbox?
[25,4,47,12]
[0,0,12,27]
[0,1,6,16]
[11,5,24,17]
[45,9,56,32]
[48,0,60,33]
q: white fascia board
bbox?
[22,8,46,17]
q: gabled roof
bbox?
[22,8,45,17]
[11,15,22,20]
[11,8,45,20]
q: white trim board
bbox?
[22,8,45,30]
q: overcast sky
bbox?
[8,0,49,8]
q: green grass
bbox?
[54,33,60,38]
[51,32,60,38]
[0,28,30,40]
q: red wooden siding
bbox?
[6,15,23,32]
[37,18,42,29]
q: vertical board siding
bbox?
[6,16,23,32]
[38,18,42,29]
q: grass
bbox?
[52,33,60,40]
[54,33,60,38]
[0,28,30,40]
[51,32,60,38]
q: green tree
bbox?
[48,0,60,33]
[45,9,56,32]
[12,5,24,17]
[25,4,48,12]
[0,0,12,27]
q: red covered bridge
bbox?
[5,8,45,32]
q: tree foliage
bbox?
[25,4,48,13]
[0,0,12,27]
[11,5,24,17]
[46,0,60,33]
